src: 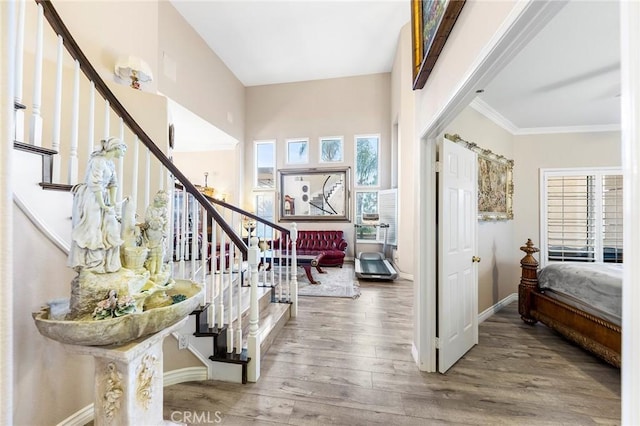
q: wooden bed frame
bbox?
[518,239,621,367]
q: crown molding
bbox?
[469,98,519,134]
[470,98,621,135]
[515,123,621,135]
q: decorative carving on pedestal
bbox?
[136,354,157,410]
[103,363,124,423]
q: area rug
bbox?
[296,263,360,299]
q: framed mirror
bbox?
[279,167,351,221]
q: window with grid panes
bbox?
[254,140,275,188]
[254,193,275,239]
[541,168,623,265]
[355,191,378,241]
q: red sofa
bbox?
[273,230,348,267]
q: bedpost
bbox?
[519,239,539,325]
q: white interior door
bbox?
[438,137,478,373]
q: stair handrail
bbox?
[175,182,290,235]
[35,0,247,256]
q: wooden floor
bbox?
[164,276,621,425]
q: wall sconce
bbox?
[114,55,153,90]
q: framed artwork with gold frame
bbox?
[445,133,513,221]
[411,0,466,90]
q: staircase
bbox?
[6,0,298,390]
[309,175,344,215]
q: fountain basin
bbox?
[33,279,203,346]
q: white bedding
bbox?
[538,263,622,326]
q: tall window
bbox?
[254,140,275,188]
[254,193,275,239]
[541,168,623,265]
[355,135,380,187]
[355,191,378,241]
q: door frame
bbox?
[414,0,567,372]
[620,1,640,423]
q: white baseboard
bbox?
[478,293,518,323]
[55,404,93,426]
[56,367,209,426]
[163,366,208,386]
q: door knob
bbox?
[472,256,481,263]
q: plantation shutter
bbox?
[546,175,596,261]
[377,189,397,246]
[542,168,623,264]
[602,174,623,262]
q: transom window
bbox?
[540,167,623,265]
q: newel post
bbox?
[247,236,260,382]
[518,239,539,325]
[290,223,298,318]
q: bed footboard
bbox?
[516,239,621,367]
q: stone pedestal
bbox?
[63,318,187,425]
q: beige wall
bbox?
[512,131,621,254]
[172,149,239,205]
[390,24,416,276]
[244,74,392,258]
[53,1,160,93]
[13,206,93,425]
[446,106,520,312]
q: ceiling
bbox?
[476,0,620,134]
[169,0,411,87]
[169,0,620,133]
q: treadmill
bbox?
[354,214,398,280]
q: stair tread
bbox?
[209,348,250,365]
[257,303,290,338]
[13,141,58,156]
[193,324,225,336]
[38,182,73,192]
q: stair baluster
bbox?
[247,236,261,382]
[14,0,26,145]
[290,224,298,317]
[208,214,217,327]
[51,35,62,182]
[29,3,43,147]
[68,59,79,184]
